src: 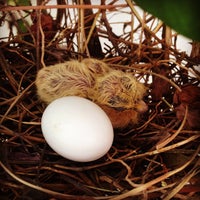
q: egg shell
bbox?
[41,96,114,162]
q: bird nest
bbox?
[0,1,200,199]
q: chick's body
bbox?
[91,70,148,127]
[92,70,147,109]
[100,105,139,128]
[36,60,94,104]
[35,59,148,128]
[82,58,111,75]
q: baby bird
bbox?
[91,70,148,127]
[35,59,148,128]
[92,70,147,109]
[36,60,93,104]
[82,58,111,75]
[35,58,111,104]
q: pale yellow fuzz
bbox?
[82,58,111,75]
[35,61,94,104]
[35,59,147,128]
[92,70,147,110]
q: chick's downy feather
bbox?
[35,59,148,128]
[35,60,94,104]
[92,70,147,110]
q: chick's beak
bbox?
[135,100,148,113]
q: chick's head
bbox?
[92,70,147,112]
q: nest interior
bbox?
[0,1,200,199]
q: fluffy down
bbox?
[35,59,148,128]
[92,70,147,110]
[91,70,148,128]
[35,60,96,104]
[82,58,111,76]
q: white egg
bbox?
[41,96,114,162]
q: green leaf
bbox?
[134,0,200,41]
[8,0,30,6]
[17,19,28,33]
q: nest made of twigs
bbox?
[1,1,200,200]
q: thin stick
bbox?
[156,105,188,149]
[0,4,127,11]
[111,145,200,200]
[0,161,84,199]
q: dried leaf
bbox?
[173,85,200,129]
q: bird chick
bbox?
[35,59,148,128]
[91,70,148,128]
[35,59,112,104]
[82,58,111,76]
[92,70,147,109]
[35,60,94,104]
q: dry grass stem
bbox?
[1,1,199,199]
